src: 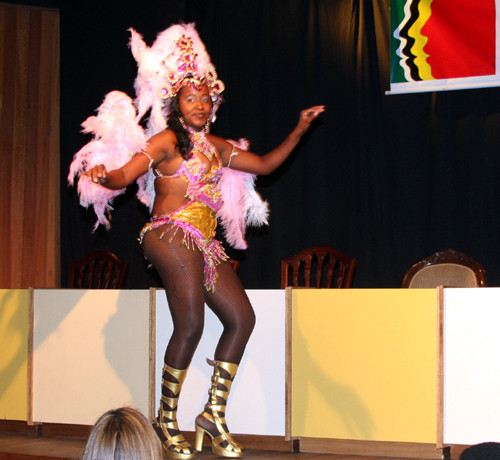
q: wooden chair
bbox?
[281,245,356,288]
[401,248,487,288]
[68,250,128,289]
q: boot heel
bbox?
[195,359,243,458]
[194,424,205,452]
[155,364,195,459]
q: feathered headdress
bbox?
[129,23,224,137]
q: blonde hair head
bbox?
[81,407,162,460]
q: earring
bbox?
[179,117,187,130]
[204,118,211,134]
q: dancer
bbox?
[70,24,324,459]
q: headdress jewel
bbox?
[159,35,225,101]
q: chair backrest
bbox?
[281,245,356,288]
[401,248,487,288]
[68,250,128,289]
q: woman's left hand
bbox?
[295,105,326,135]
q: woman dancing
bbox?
[75,24,324,459]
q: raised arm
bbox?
[82,130,176,189]
[212,105,325,175]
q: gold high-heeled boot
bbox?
[153,364,196,459]
[194,359,243,458]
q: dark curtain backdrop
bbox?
[60,0,500,289]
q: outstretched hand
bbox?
[82,164,109,185]
[295,105,326,135]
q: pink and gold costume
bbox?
[138,131,228,291]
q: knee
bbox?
[248,309,256,333]
[173,319,204,346]
[238,308,256,338]
[219,309,255,339]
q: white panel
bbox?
[32,289,150,425]
[443,288,500,445]
[155,289,286,436]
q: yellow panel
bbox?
[291,289,437,443]
[0,289,30,421]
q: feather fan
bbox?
[68,91,147,230]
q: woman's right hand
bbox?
[82,164,109,185]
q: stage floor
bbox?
[0,434,456,460]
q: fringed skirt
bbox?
[139,201,228,291]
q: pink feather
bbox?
[218,168,250,249]
[68,91,147,230]
[217,139,269,249]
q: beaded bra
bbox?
[154,129,223,212]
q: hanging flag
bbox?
[389,0,499,94]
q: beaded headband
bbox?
[159,35,225,101]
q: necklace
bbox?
[180,118,216,161]
[190,130,215,161]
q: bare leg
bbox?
[195,259,256,456]
[143,225,206,369]
[142,226,206,458]
[204,259,256,364]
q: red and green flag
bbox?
[390,0,498,93]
